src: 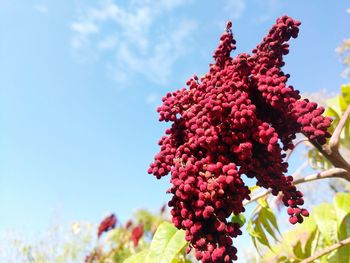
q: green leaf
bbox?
[327,251,345,263]
[148,222,188,263]
[341,84,350,105]
[339,95,348,112]
[263,207,280,235]
[313,203,338,246]
[254,223,271,249]
[259,208,279,242]
[299,219,318,258]
[262,216,318,262]
[334,193,350,225]
[292,240,303,260]
[231,213,246,227]
[123,249,151,263]
[247,219,263,253]
[249,185,260,193]
[112,248,132,262]
[246,202,280,253]
[324,106,340,120]
[326,96,342,116]
[313,202,346,263]
[123,222,187,263]
[257,198,268,208]
[334,193,350,262]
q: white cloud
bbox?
[34,4,48,14]
[110,19,196,84]
[98,36,118,51]
[347,8,350,14]
[256,0,281,22]
[224,0,282,23]
[71,0,196,85]
[71,22,99,35]
[71,22,99,50]
[145,93,159,104]
[225,0,246,20]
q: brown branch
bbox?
[306,136,350,173]
[307,137,350,170]
[243,168,350,206]
[300,236,350,263]
[293,167,350,184]
[329,105,350,151]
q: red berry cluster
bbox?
[97,214,117,238]
[149,16,331,262]
[131,224,144,247]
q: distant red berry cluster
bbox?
[149,16,331,262]
[131,224,144,247]
[97,214,117,238]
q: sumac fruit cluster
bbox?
[97,214,117,238]
[149,16,331,262]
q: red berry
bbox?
[287,207,294,215]
[289,216,298,224]
[301,209,309,217]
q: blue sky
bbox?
[0,0,349,261]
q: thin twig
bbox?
[87,249,96,263]
[329,105,350,151]
[293,167,350,184]
[243,190,271,206]
[300,236,350,263]
[243,168,350,206]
